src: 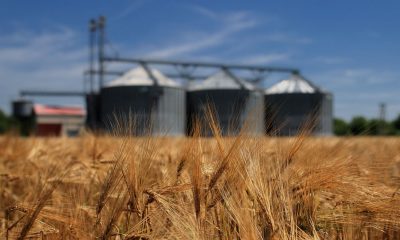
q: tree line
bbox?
[334,115,400,136]
[0,109,19,134]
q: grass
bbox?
[0,126,400,239]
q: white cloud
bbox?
[0,27,87,113]
[0,27,81,65]
[145,9,258,58]
[261,33,313,44]
[240,53,290,65]
[315,68,400,87]
[189,5,219,20]
[111,0,149,21]
[310,68,400,120]
[314,56,349,65]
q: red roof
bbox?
[34,104,85,116]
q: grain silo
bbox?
[100,66,186,136]
[12,99,34,136]
[187,69,264,136]
[265,74,333,136]
[12,99,33,119]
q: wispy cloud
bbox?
[315,68,400,87]
[140,5,311,62]
[314,56,349,65]
[190,5,219,20]
[112,0,149,21]
[0,27,87,112]
[240,53,290,65]
[146,8,258,58]
[310,68,400,120]
[0,27,83,65]
[261,33,313,44]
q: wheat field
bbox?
[1,128,400,239]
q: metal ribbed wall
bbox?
[187,89,265,136]
[101,86,186,135]
[320,93,333,135]
[265,75,333,136]
[154,87,186,135]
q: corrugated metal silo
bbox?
[265,74,333,136]
[187,69,264,136]
[100,66,186,136]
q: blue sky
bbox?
[0,0,399,120]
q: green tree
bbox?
[349,116,368,135]
[366,119,381,135]
[0,109,10,134]
[386,123,397,135]
[334,118,349,136]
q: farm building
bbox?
[100,66,186,136]
[33,104,85,136]
[265,74,333,136]
[187,69,264,136]
[12,100,85,136]
[12,99,86,136]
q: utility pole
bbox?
[379,102,386,135]
[98,16,106,88]
[89,19,96,93]
[88,19,97,128]
[379,103,386,122]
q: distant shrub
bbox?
[334,118,349,136]
[349,116,368,135]
[0,109,10,134]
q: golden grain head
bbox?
[0,131,400,239]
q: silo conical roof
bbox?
[265,74,322,94]
[105,66,180,88]
[189,70,255,91]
